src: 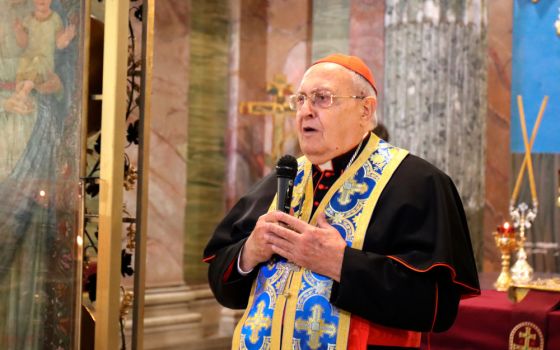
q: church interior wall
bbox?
[484,0,514,273]
[2,0,560,348]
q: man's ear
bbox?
[362,96,377,121]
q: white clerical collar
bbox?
[317,161,333,172]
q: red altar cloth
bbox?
[422,290,560,350]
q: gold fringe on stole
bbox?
[232,282,258,349]
[314,135,407,348]
[269,292,284,349]
[309,136,380,226]
[280,163,312,349]
[353,148,409,251]
[233,196,280,349]
[280,270,304,349]
[337,146,409,349]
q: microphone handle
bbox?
[277,176,294,213]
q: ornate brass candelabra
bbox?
[494,223,518,291]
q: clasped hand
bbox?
[240,211,346,282]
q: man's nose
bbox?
[298,96,315,116]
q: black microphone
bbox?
[276,155,298,213]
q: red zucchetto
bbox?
[312,53,377,95]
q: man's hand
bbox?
[267,211,347,282]
[239,213,277,272]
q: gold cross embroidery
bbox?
[238,74,294,164]
[338,178,368,206]
[245,301,271,344]
[294,304,336,350]
[515,326,538,350]
[276,262,300,297]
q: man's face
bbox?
[295,63,366,165]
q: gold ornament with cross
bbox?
[239,74,294,165]
[512,326,539,350]
[338,178,368,206]
[509,322,543,350]
[508,95,548,285]
[294,304,337,350]
[520,327,536,347]
[245,300,272,344]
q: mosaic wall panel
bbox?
[0,0,85,348]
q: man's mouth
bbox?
[302,126,317,133]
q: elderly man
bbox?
[204,54,479,350]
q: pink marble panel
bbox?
[227,0,311,207]
[145,0,190,286]
[268,0,311,160]
[484,0,512,272]
[226,0,268,209]
[349,0,385,113]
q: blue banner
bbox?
[511,0,560,153]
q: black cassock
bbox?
[204,152,480,348]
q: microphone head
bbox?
[276,155,298,179]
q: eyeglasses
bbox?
[288,91,365,111]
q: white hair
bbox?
[349,70,376,98]
[348,69,378,131]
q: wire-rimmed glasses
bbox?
[288,91,365,111]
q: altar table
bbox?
[422,289,560,350]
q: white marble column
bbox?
[384,0,487,264]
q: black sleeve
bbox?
[207,239,260,309]
[330,248,459,332]
[330,155,478,332]
[204,173,277,309]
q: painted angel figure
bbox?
[4,0,76,115]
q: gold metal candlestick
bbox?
[494,225,518,291]
[510,202,536,284]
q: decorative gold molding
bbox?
[75,0,91,347]
[131,0,155,348]
[95,0,130,349]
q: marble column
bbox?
[384,0,487,265]
[311,0,350,60]
[147,0,190,288]
[132,0,240,348]
[184,0,230,284]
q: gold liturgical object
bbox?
[495,95,548,291]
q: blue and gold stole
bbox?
[232,134,409,350]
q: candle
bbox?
[511,95,547,205]
[497,222,514,236]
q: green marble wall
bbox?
[184,0,229,284]
[311,0,350,60]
